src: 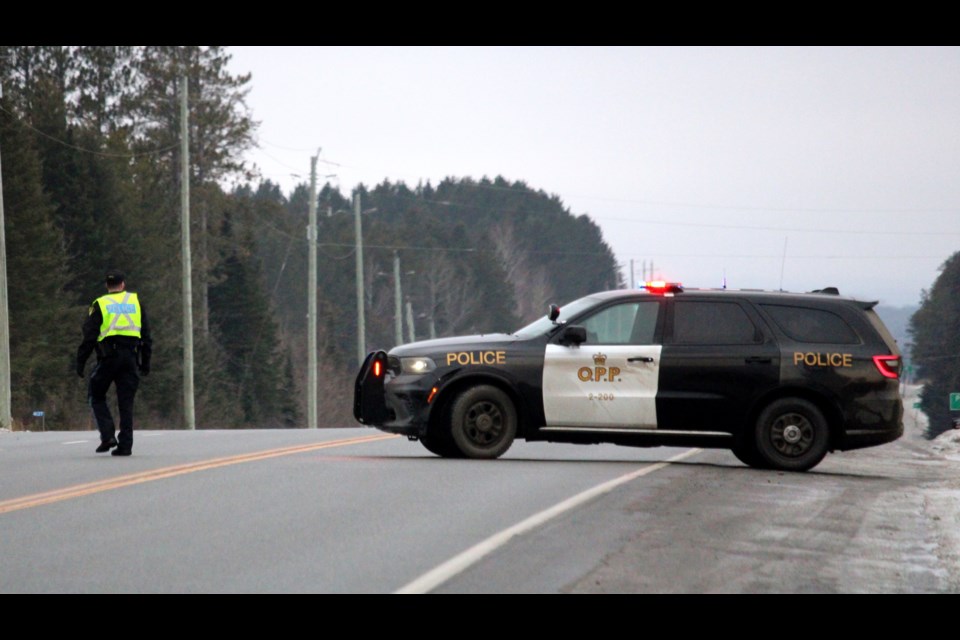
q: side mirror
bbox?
[548,304,560,322]
[560,325,587,346]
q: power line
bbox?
[249,156,960,216]
[343,188,959,238]
[0,103,180,159]
[232,193,951,263]
[586,215,960,237]
[309,241,941,262]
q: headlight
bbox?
[400,357,436,375]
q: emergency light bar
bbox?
[642,281,683,295]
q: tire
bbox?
[449,385,517,459]
[730,437,769,469]
[419,429,463,458]
[754,398,830,472]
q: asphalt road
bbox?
[1,422,957,593]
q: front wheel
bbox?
[419,429,463,458]
[754,398,830,472]
[449,385,517,459]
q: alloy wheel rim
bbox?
[770,412,814,457]
[464,401,504,446]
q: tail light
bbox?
[872,355,901,379]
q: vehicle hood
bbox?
[389,333,520,357]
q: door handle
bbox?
[745,356,772,364]
[628,356,655,363]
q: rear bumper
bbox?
[835,394,904,451]
[836,423,903,450]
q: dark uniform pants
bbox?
[88,345,140,450]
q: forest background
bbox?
[0,46,619,431]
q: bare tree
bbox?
[423,255,482,337]
[491,221,555,324]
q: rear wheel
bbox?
[449,385,517,459]
[754,398,830,472]
[731,437,768,469]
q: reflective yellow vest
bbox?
[96,292,142,341]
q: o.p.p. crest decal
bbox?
[579,353,621,382]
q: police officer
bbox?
[77,270,152,456]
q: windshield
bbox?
[513,294,606,339]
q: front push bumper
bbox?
[354,350,433,437]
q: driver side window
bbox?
[581,301,660,345]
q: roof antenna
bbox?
[722,269,727,290]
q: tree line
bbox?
[0,46,620,430]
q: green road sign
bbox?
[951,393,960,411]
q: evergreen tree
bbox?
[909,251,960,439]
[72,46,138,135]
[209,196,295,427]
[129,46,256,342]
[0,95,79,427]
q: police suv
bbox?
[354,282,903,472]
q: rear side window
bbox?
[761,304,859,344]
[672,301,759,345]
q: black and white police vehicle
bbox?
[354,282,903,472]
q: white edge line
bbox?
[393,447,702,594]
[62,440,89,445]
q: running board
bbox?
[540,427,732,438]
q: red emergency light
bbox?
[642,281,683,295]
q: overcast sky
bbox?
[226,46,960,308]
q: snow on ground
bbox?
[931,430,960,460]
[901,384,960,588]
[902,384,960,458]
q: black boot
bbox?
[96,438,118,453]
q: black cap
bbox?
[105,270,125,286]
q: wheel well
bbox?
[747,388,843,450]
[428,375,528,438]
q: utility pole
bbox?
[0,82,11,430]
[393,251,403,346]
[180,76,196,431]
[405,300,416,344]
[354,192,366,364]
[629,258,635,289]
[307,153,319,430]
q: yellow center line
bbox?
[0,432,398,515]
